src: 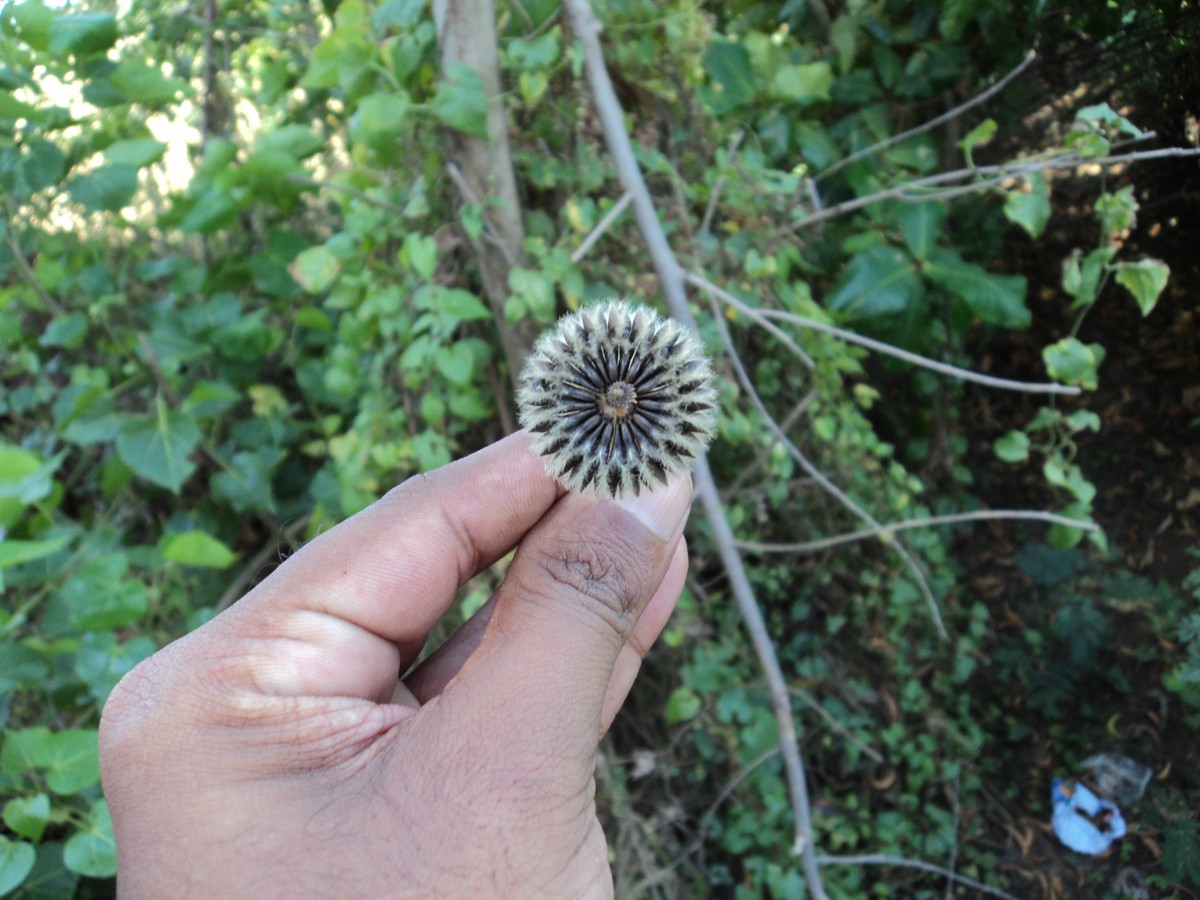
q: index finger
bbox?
[240,430,560,660]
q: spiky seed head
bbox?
[517,299,718,498]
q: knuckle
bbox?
[526,529,648,634]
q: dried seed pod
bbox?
[517,299,718,497]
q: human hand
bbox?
[99,431,692,897]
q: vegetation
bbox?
[1,0,1197,896]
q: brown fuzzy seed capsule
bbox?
[517,299,718,497]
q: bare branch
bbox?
[735,509,1100,555]
[817,51,1038,182]
[735,302,1081,395]
[816,854,1021,900]
[697,129,745,248]
[683,272,815,370]
[793,687,884,765]
[445,161,516,266]
[783,145,1200,236]
[702,286,948,639]
[570,191,632,264]
[561,1,828,894]
[1,215,67,316]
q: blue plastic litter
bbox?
[1051,779,1127,855]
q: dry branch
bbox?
[561,1,828,895]
[735,509,1100,555]
[433,0,540,384]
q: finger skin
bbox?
[100,434,693,899]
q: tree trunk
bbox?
[432,0,539,390]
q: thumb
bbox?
[443,477,692,758]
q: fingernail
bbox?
[614,476,693,541]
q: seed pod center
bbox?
[600,381,637,419]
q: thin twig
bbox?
[944,772,961,900]
[816,854,1020,900]
[746,305,1081,395]
[703,287,947,639]
[444,162,517,266]
[723,392,817,497]
[818,51,1038,182]
[561,1,827,894]
[793,687,884,765]
[2,218,66,316]
[286,173,406,215]
[571,191,633,263]
[734,509,1099,555]
[697,129,744,248]
[783,145,1200,236]
[683,272,815,370]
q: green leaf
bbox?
[1096,184,1137,236]
[898,202,944,261]
[2,1,54,51]
[210,450,279,514]
[39,312,88,349]
[701,39,755,113]
[925,248,1029,327]
[58,552,148,632]
[63,800,115,878]
[1114,258,1169,317]
[16,843,78,899]
[1163,816,1200,886]
[73,632,156,706]
[103,137,167,167]
[115,401,200,492]
[47,12,117,55]
[506,29,560,70]
[109,57,190,105]
[350,91,411,151]
[957,118,997,157]
[34,729,99,795]
[0,643,49,693]
[289,245,341,293]
[0,836,36,896]
[0,537,68,569]
[518,70,548,105]
[1004,172,1050,238]
[401,232,437,280]
[1,728,52,777]
[20,138,65,192]
[507,267,556,322]
[1064,410,1100,433]
[1061,247,1115,310]
[162,530,238,569]
[826,245,919,320]
[430,62,488,138]
[829,14,858,74]
[434,342,475,386]
[372,0,425,29]
[1077,102,1144,139]
[177,187,239,234]
[3,794,51,842]
[254,125,324,160]
[0,444,48,529]
[1043,337,1104,390]
[67,164,139,212]
[425,287,491,322]
[769,62,832,104]
[1047,504,1091,550]
[665,686,701,724]
[994,430,1030,463]
[0,91,39,121]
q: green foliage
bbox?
[1,0,1193,896]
